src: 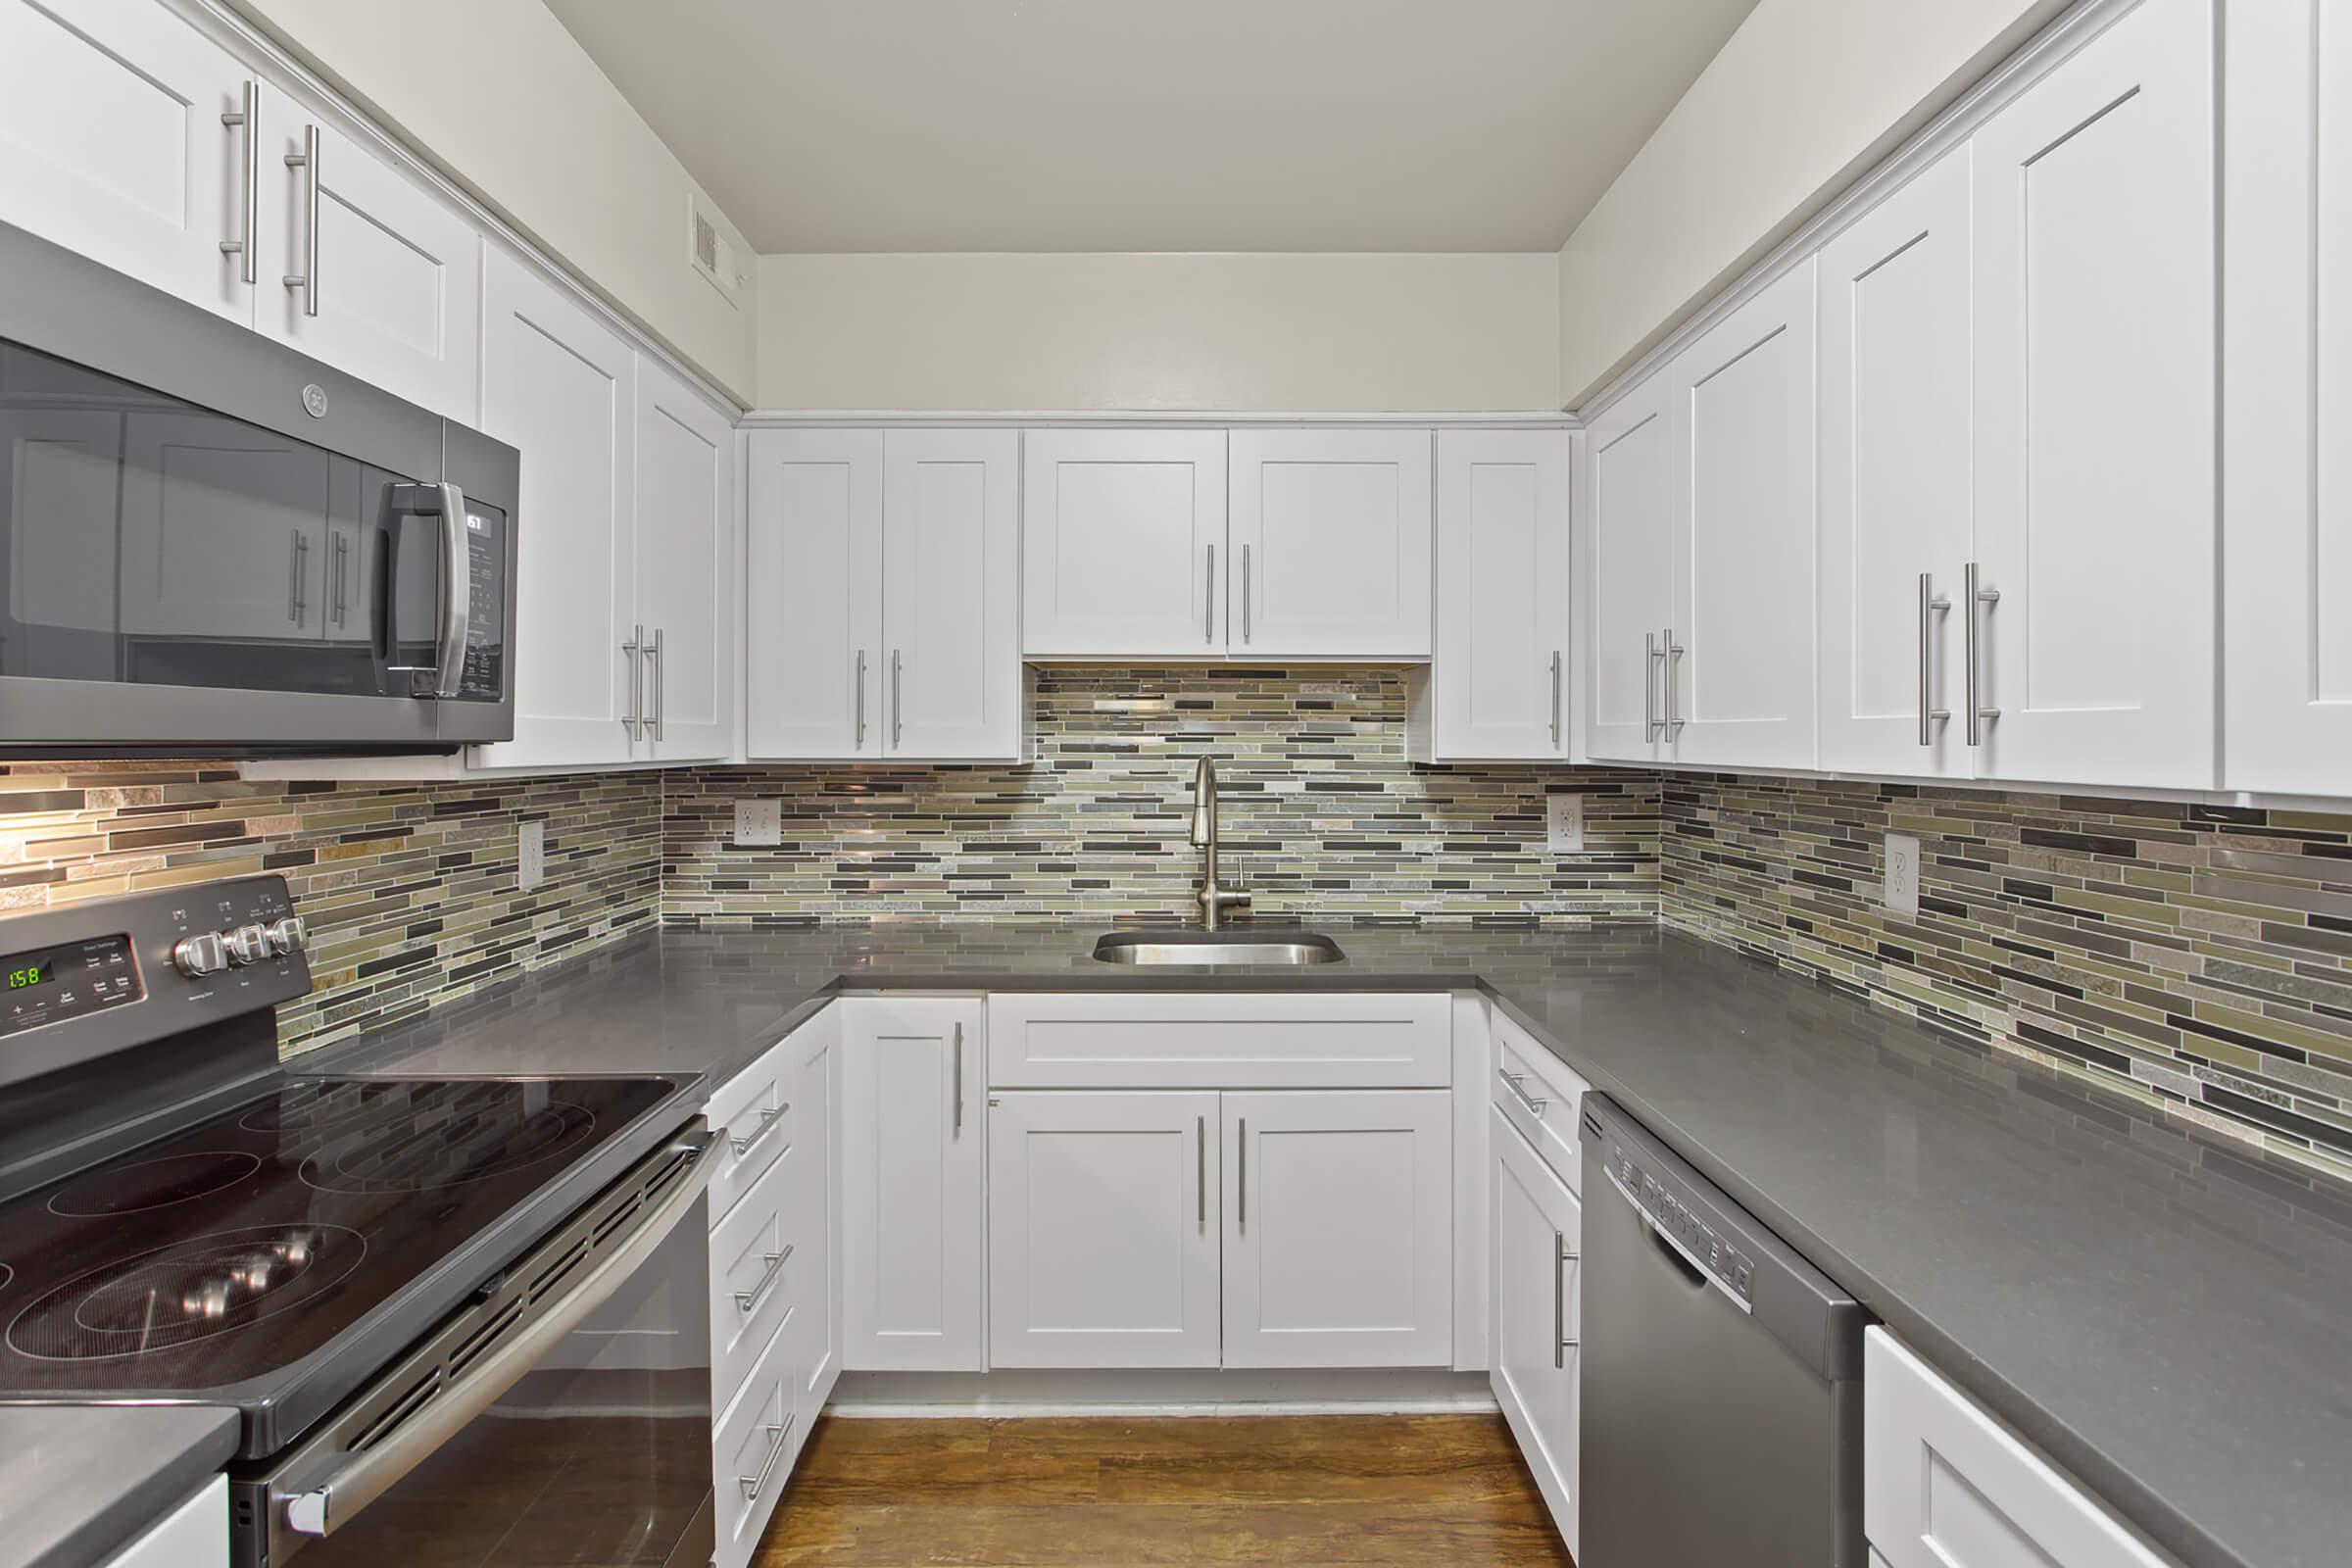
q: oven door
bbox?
[0,220,516,756]
[237,1128,717,1568]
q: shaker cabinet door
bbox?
[633,358,735,761]
[1492,1111,1581,1558]
[1425,429,1572,760]
[1023,429,1227,658]
[1582,377,1676,763]
[745,428,884,760]
[882,428,1022,760]
[1228,428,1432,659]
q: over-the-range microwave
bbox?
[0,220,518,757]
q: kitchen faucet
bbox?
[1189,757,1250,930]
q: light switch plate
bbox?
[1885,833,1921,916]
[735,799,782,848]
[517,819,545,891]
[1546,795,1586,854]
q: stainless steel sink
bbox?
[1093,931,1346,966]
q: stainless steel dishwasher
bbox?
[1579,1094,1867,1566]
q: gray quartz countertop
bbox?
[0,1404,238,1568]
[314,922,2352,1568]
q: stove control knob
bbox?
[265,916,308,956]
[172,931,228,978]
[223,924,271,966]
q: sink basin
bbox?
[1093,931,1347,967]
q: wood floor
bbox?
[754,1412,1576,1567]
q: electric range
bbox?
[0,876,715,1566]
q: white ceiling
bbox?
[545,0,1760,255]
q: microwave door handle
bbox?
[278,1132,717,1542]
[378,481,471,697]
[430,481,470,699]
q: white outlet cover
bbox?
[736,799,783,847]
[1546,795,1586,854]
[517,819,546,891]
[1885,833,1922,917]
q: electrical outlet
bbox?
[735,799,782,848]
[1885,833,1921,916]
[1546,795,1586,854]
[517,819,545,891]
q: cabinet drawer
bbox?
[713,1314,804,1568]
[1492,1011,1590,1193]
[710,1141,802,1411]
[1864,1329,2171,1568]
[707,1041,796,1225]
[986,992,1452,1089]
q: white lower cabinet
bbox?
[840,997,986,1371]
[988,1090,1222,1368]
[101,1475,226,1568]
[1491,1109,1581,1557]
[1865,1328,2170,1568]
[713,1317,800,1568]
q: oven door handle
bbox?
[278,1129,716,1541]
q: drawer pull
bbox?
[734,1244,793,1312]
[739,1413,795,1502]
[1498,1067,1548,1117]
[729,1102,788,1158]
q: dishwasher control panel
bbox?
[1599,1128,1758,1310]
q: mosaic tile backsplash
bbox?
[664,667,1661,925]
[0,762,662,1055]
[1660,773,2352,1181]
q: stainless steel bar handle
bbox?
[1664,627,1687,740]
[1238,1117,1247,1230]
[1204,545,1216,644]
[1965,562,2000,745]
[854,650,867,749]
[620,626,643,740]
[892,649,904,748]
[288,529,305,623]
[1549,651,1563,750]
[1643,631,1663,740]
[1918,571,1951,746]
[951,1021,964,1136]
[284,123,320,316]
[728,1102,786,1158]
[220,80,260,283]
[1554,1231,1580,1366]
[734,1245,794,1312]
[739,1414,796,1502]
[1498,1066,1548,1117]
[1197,1114,1206,1226]
[646,627,665,742]
[428,483,471,699]
[1242,544,1251,643]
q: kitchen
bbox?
[0,0,2345,1565]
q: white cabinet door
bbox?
[1865,1329,2169,1568]
[254,112,479,419]
[2223,0,2352,795]
[101,1475,226,1568]
[1228,428,1432,659]
[0,0,253,321]
[1970,0,2217,790]
[746,428,884,760]
[1221,1090,1452,1369]
[840,997,984,1372]
[792,1004,842,1421]
[117,410,330,640]
[1023,429,1227,657]
[1582,376,1676,763]
[882,429,1022,760]
[633,358,735,761]
[1818,152,1974,779]
[987,1091,1221,1369]
[1492,1111,1580,1558]
[1667,261,1818,770]
[1421,429,1573,760]
[471,249,637,770]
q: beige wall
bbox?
[227,0,757,404]
[1557,0,2068,408]
[757,253,1559,412]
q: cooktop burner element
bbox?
[0,1074,674,1395]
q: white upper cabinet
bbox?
[747,429,884,760]
[1414,429,1573,761]
[1227,428,1432,659]
[633,357,736,761]
[1969,0,2217,791]
[2224,0,2352,795]
[881,428,1022,760]
[1023,428,1228,658]
[253,110,480,420]
[471,248,638,770]
[1817,152,1974,779]
[1666,262,1817,771]
[0,0,254,321]
[1582,376,1677,764]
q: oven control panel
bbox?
[1598,1128,1759,1311]
[0,932,142,1040]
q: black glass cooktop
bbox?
[0,1076,673,1396]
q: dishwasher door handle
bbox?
[1604,1164,1752,1315]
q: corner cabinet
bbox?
[747,428,1022,762]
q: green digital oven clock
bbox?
[8,958,55,991]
